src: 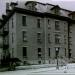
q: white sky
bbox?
[0,0,75,16]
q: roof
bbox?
[0,1,74,29]
[25,1,36,5]
[69,11,75,15]
[25,1,46,5]
[0,7,75,28]
[51,5,60,10]
[25,1,71,12]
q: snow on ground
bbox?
[1,63,75,75]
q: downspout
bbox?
[44,17,47,64]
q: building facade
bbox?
[0,1,75,64]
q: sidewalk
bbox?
[0,67,9,72]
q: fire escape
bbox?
[0,15,9,66]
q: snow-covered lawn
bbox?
[1,63,75,75]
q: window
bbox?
[55,9,59,14]
[28,3,37,11]
[38,54,41,58]
[37,33,41,38]
[23,47,27,57]
[4,36,9,45]
[32,3,37,10]
[37,19,40,28]
[48,19,51,29]
[48,19,50,25]
[69,53,71,58]
[55,21,60,30]
[38,48,41,58]
[55,34,60,44]
[4,22,9,31]
[38,61,41,64]
[55,47,60,58]
[69,49,71,58]
[38,48,41,53]
[48,48,50,57]
[37,39,41,43]
[24,61,27,65]
[48,34,50,43]
[12,33,14,43]
[23,31,27,42]
[37,33,41,43]
[12,17,14,28]
[22,16,26,26]
[12,48,14,57]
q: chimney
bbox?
[6,3,11,15]
[10,2,18,9]
[6,3,9,11]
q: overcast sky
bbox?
[0,0,75,17]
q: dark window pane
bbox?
[22,16,26,26]
[38,61,41,64]
[23,47,27,57]
[37,19,40,28]
[38,48,41,52]
[37,33,41,39]
[12,18,14,28]
[48,48,50,57]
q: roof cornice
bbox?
[15,7,73,22]
[0,7,75,29]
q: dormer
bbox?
[51,5,60,15]
[10,2,18,9]
[25,1,37,11]
[69,12,75,20]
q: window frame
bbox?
[23,47,27,58]
[37,18,41,28]
[55,21,60,31]
[23,31,27,42]
[48,33,51,43]
[22,15,26,26]
[38,48,42,58]
[48,48,51,57]
[37,32,42,43]
[55,34,60,44]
